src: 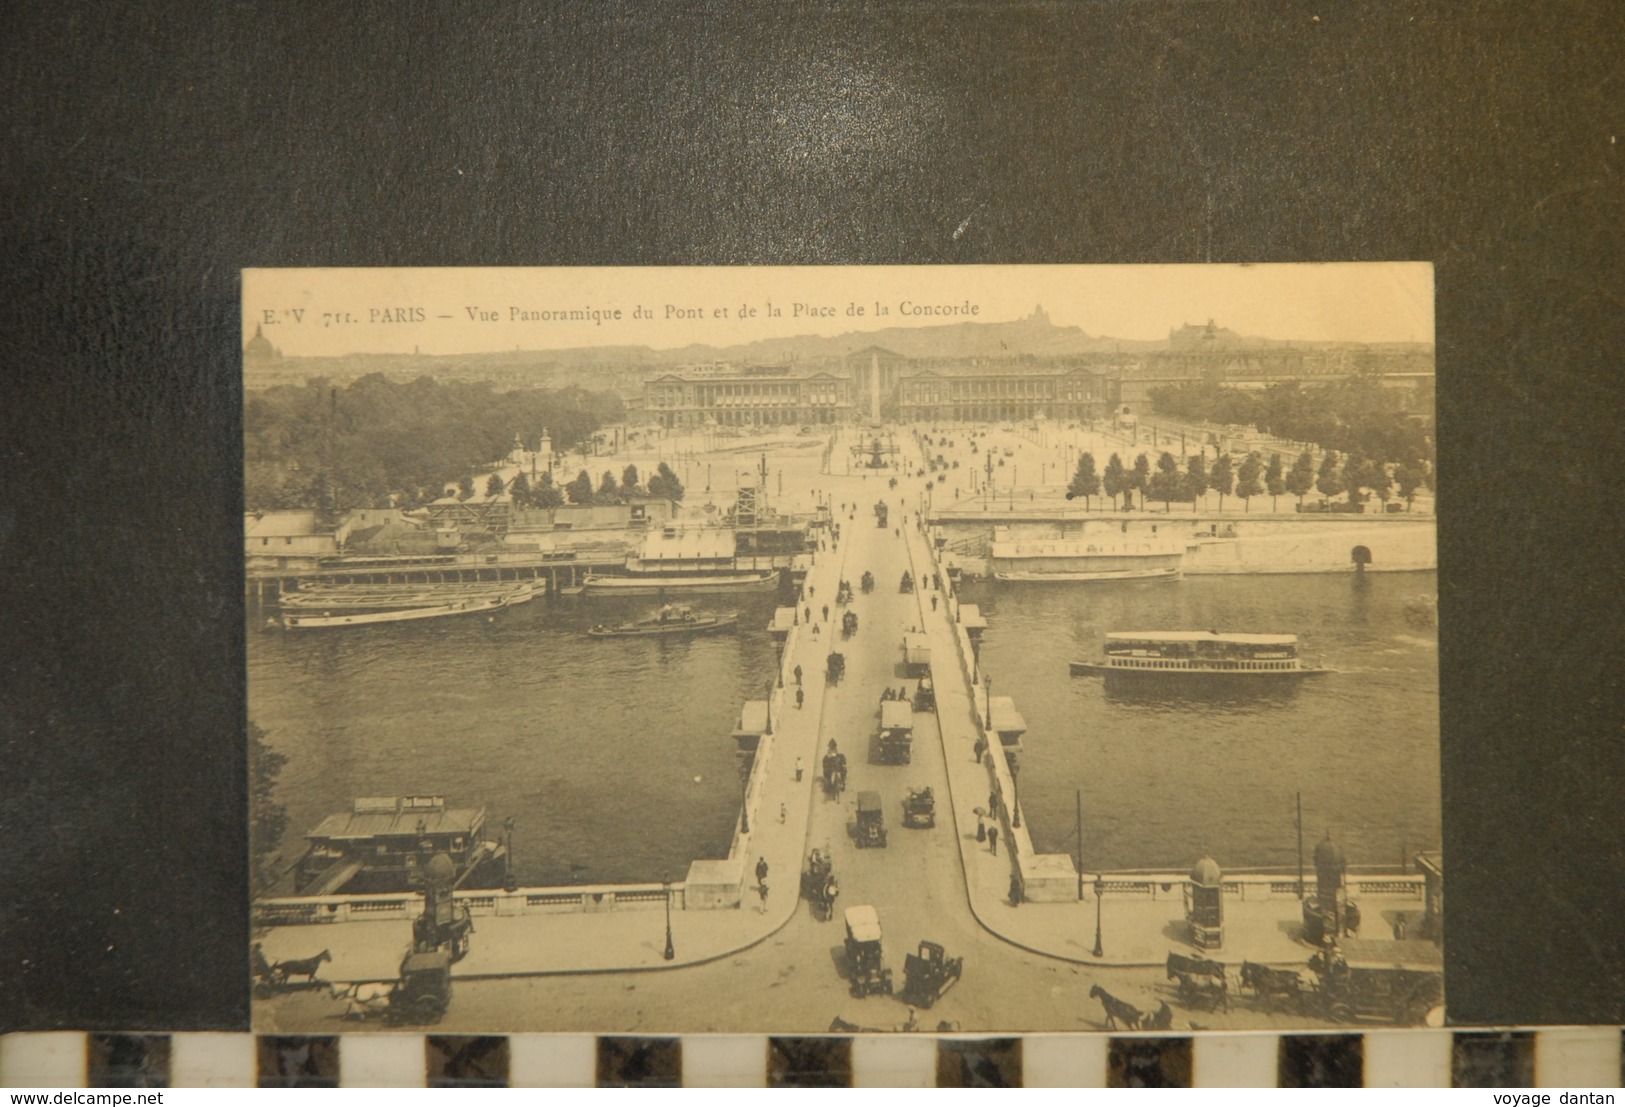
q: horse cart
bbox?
[800,848,840,921]
[901,786,935,829]
[853,790,888,848]
[1306,940,1444,1025]
[335,948,453,1026]
[900,941,963,1009]
[842,610,859,638]
[822,743,848,797]
[860,571,875,594]
[899,570,914,593]
[826,652,845,684]
[1166,951,1230,1012]
[913,675,936,712]
[843,905,894,998]
[252,944,331,998]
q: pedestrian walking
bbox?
[821,604,829,622]
[931,594,938,611]
[757,880,769,911]
[988,826,999,856]
[976,815,986,842]
[973,736,986,763]
[804,605,811,623]
[796,688,804,709]
[812,623,820,638]
[795,756,804,781]
[756,856,769,884]
[989,789,998,816]
[794,664,803,686]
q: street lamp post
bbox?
[662,871,676,960]
[1093,874,1105,957]
[740,754,752,834]
[984,674,992,730]
[1010,758,1021,828]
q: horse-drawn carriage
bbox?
[899,570,914,593]
[826,652,845,684]
[836,580,854,606]
[252,944,331,998]
[1166,951,1230,1012]
[333,948,453,1026]
[860,571,875,594]
[853,790,888,848]
[800,848,840,921]
[843,905,894,998]
[822,742,848,797]
[842,610,858,638]
[901,786,935,829]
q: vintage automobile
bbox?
[902,786,935,829]
[877,700,913,764]
[1307,940,1444,1025]
[913,675,936,712]
[843,905,894,998]
[853,790,888,849]
[900,941,963,1009]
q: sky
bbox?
[243,263,1434,359]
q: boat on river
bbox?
[581,526,779,595]
[278,581,534,628]
[587,604,739,638]
[989,537,1184,583]
[1069,631,1331,677]
[295,795,507,895]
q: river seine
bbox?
[248,570,1437,887]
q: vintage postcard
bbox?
[244,264,1439,1035]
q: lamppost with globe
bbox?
[1093,874,1105,957]
[662,871,675,961]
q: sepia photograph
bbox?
[244,264,1440,1036]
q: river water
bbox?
[248,570,1438,888]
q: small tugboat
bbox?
[587,603,739,638]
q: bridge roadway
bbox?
[254,430,1397,1035]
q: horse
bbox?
[276,949,331,984]
[332,980,393,1020]
[1166,952,1229,1012]
[1240,962,1305,1013]
[1089,983,1142,1030]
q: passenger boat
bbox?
[581,526,779,595]
[989,538,1184,583]
[279,582,534,628]
[1069,632,1331,677]
[295,795,507,895]
[586,604,739,638]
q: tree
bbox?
[508,470,530,505]
[1340,450,1369,506]
[566,468,595,505]
[534,470,565,509]
[1209,453,1235,512]
[1395,463,1424,511]
[1068,452,1101,510]
[1316,451,1345,503]
[248,720,289,895]
[598,470,621,502]
[457,474,475,501]
[621,463,642,495]
[1103,453,1127,510]
[648,461,686,501]
[1130,453,1152,510]
[1286,451,1315,508]
[1150,452,1184,512]
[1235,452,1263,512]
[1264,453,1286,512]
[486,472,506,497]
[1369,460,1394,509]
[1185,452,1209,512]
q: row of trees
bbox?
[244,373,626,512]
[462,462,689,509]
[1066,448,1433,512]
[1146,379,1434,468]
